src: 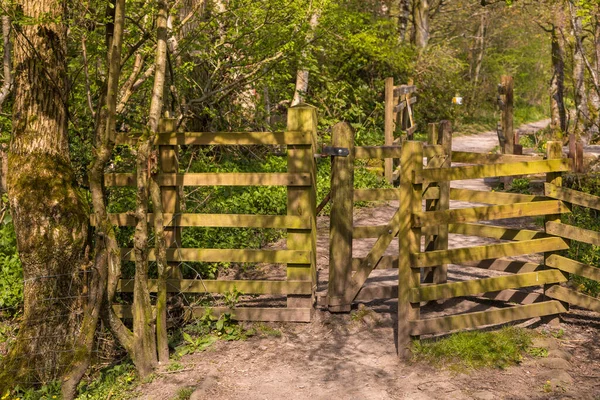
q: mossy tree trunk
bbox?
[0,0,89,391]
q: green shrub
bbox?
[0,211,23,314]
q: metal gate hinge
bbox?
[314,146,350,158]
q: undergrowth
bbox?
[411,327,545,372]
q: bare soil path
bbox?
[138,121,600,400]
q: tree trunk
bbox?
[0,15,13,109]
[470,12,487,109]
[391,0,411,43]
[61,0,127,396]
[0,0,89,390]
[570,3,590,136]
[550,24,567,133]
[292,11,320,106]
[413,0,429,49]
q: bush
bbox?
[0,210,23,314]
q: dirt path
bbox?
[138,121,600,400]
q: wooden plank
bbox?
[409,301,567,335]
[477,289,543,305]
[354,188,399,202]
[451,151,542,164]
[352,255,397,271]
[411,270,567,302]
[398,141,423,357]
[546,286,600,313]
[355,146,402,160]
[405,125,418,136]
[114,305,312,322]
[328,122,355,312]
[461,259,544,273]
[353,225,388,239]
[114,131,313,146]
[413,200,570,227]
[449,223,546,241]
[545,183,600,211]
[384,78,395,183]
[120,248,312,264]
[356,285,398,301]
[416,159,571,183]
[546,255,600,282]
[546,221,600,246]
[422,186,441,200]
[97,213,310,229]
[117,279,311,295]
[393,84,416,96]
[105,172,312,187]
[449,188,547,205]
[411,237,569,268]
[286,105,318,308]
[423,144,444,159]
[393,96,418,113]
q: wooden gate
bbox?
[99,105,318,322]
[326,124,600,357]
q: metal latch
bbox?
[315,146,349,158]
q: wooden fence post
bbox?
[501,75,514,155]
[384,77,395,183]
[398,140,423,358]
[328,122,355,312]
[434,121,451,284]
[286,105,318,310]
[544,141,569,325]
[158,117,182,279]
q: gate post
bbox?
[286,105,318,309]
[384,77,395,183]
[158,117,182,279]
[398,141,423,358]
[327,122,355,312]
[544,141,569,325]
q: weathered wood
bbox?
[97,213,310,229]
[546,286,600,313]
[413,200,570,227]
[114,130,313,146]
[398,141,423,357]
[544,141,567,325]
[352,255,397,270]
[328,122,355,312]
[461,259,543,273]
[433,121,451,284]
[120,248,312,264]
[286,105,318,309]
[411,237,569,268]
[449,188,546,205]
[416,159,571,183]
[501,75,514,155]
[356,285,398,301]
[384,77,395,183]
[410,301,567,335]
[411,270,567,302]
[545,183,600,211]
[354,188,399,202]
[546,221,600,246]
[451,151,542,164]
[353,225,389,239]
[422,186,441,200]
[449,223,546,241]
[355,146,402,160]
[392,96,418,113]
[546,254,600,281]
[105,172,312,187]
[477,289,543,305]
[117,279,312,295]
[393,84,417,96]
[114,305,312,322]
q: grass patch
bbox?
[411,327,541,371]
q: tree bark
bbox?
[0,0,89,390]
[570,2,590,136]
[0,15,13,109]
[291,10,320,106]
[550,23,567,133]
[413,0,430,49]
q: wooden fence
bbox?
[325,120,600,358]
[100,105,318,322]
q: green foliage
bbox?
[172,387,194,400]
[0,212,23,313]
[253,322,282,338]
[411,327,537,371]
[506,178,532,195]
[175,309,250,356]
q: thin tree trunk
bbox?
[413,0,429,49]
[60,0,127,396]
[470,12,487,108]
[550,23,567,133]
[0,15,13,109]
[292,10,320,106]
[570,2,589,136]
[0,0,89,390]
